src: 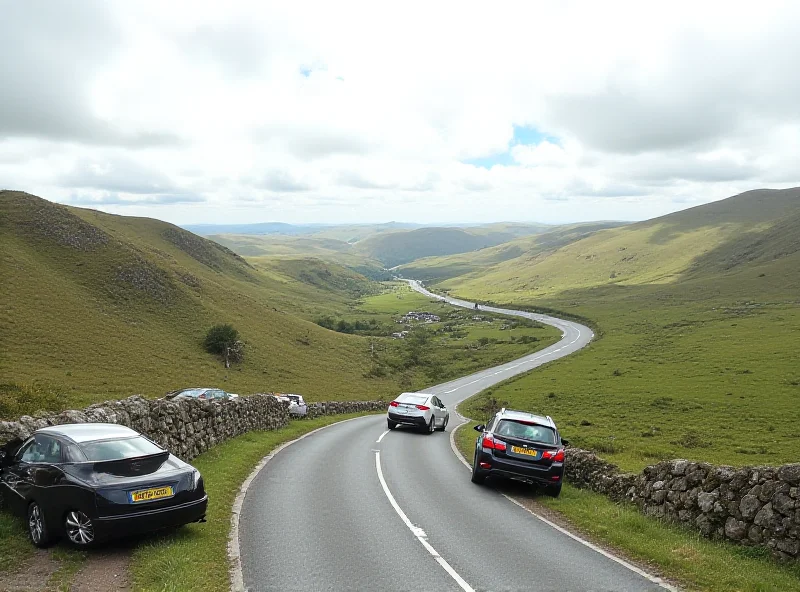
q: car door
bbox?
[432,397,445,426]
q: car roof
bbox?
[36,423,140,443]
[498,408,556,428]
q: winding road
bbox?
[237,281,675,591]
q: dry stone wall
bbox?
[0,395,386,462]
[564,448,800,561]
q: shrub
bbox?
[203,324,244,366]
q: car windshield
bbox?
[287,395,301,403]
[176,388,206,397]
[79,436,163,461]
[398,394,428,405]
[495,420,556,444]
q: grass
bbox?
[129,413,378,591]
[0,512,31,573]
[453,420,800,591]
[454,270,800,471]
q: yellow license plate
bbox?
[129,486,174,504]
[511,446,538,458]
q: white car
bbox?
[285,394,308,417]
[387,392,449,433]
[271,393,308,417]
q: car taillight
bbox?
[481,435,506,451]
[389,401,399,407]
[416,405,430,411]
[543,448,565,462]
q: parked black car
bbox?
[0,423,208,547]
[471,408,568,497]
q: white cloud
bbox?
[1,0,799,224]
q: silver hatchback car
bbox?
[387,392,449,433]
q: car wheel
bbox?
[544,483,562,498]
[65,510,96,546]
[28,502,52,548]
[471,457,487,485]
[436,415,448,431]
[426,418,435,434]
[387,419,397,430]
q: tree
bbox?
[204,324,244,368]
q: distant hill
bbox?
[0,191,399,412]
[437,187,800,298]
[352,224,550,267]
[397,222,626,282]
[183,221,421,239]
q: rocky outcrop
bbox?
[564,448,800,562]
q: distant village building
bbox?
[397,311,441,324]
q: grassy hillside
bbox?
[424,188,800,470]
[397,222,626,283]
[440,188,800,297]
[0,191,404,415]
[353,224,548,267]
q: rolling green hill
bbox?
[397,222,626,283]
[0,191,400,414]
[425,187,800,470]
[438,188,800,297]
[352,224,549,267]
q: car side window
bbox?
[214,390,226,399]
[15,439,35,462]
[485,417,496,432]
[20,436,61,464]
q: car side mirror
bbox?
[561,439,570,446]
[473,424,485,432]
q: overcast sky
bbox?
[2,0,799,225]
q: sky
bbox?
[1,0,799,226]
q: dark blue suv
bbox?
[471,408,568,497]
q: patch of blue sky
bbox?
[464,125,559,169]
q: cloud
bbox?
[68,192,206,206]
[0,0,799,224]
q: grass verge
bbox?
[0,513,32,573]
[129,412,380,592]
[454,420,800,591]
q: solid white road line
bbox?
[376,430,390,443]
[374,451,476,592]
[447,423,678,592]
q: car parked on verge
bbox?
[470,408,568,497]
[284,394,308,417]
[165,387,237,401]
[0,423,208,547]
[387,392,449,433]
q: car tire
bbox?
[387,419,397,430]
[436,415,448,432]
[471,459,488,485]
[28,502,52,548]
[425,418,435,435]
[544,483,562,498]
[64,510,96,547]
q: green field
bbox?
[453,422,800,592]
